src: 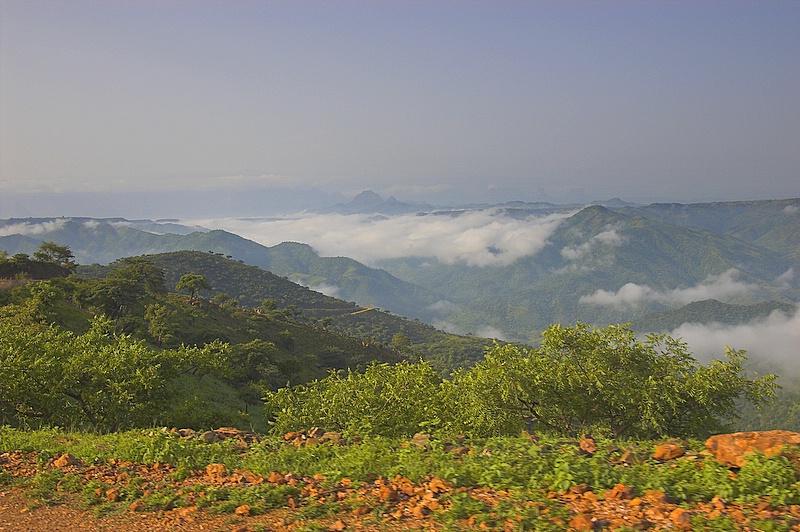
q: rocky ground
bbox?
[1,428,800,531]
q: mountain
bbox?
[620,198,800,261]
[0,217,440,322]
[377,205,796,342]
[80,251,489,370]
[322,190,432,215]
[634,299,796,332]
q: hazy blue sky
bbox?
[1,1,799,216]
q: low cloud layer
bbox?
[0,219,66,237]
[307,282,341,298]
[561,227,624,261]
[580,269,756,308]
[670,307,800,367]
[194,210,570,267]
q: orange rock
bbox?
[705,430,800,467]
[105,488,120,502]
[234,504,251,516]
[569,513,593,531]
[652,442,685,461]
[129,501,142,512]
[328,520,347,531]
[53,453,80,468]
[605,483,632,500]
[579,437,597,455]
[378,485,396,502]
[411,504,430,518]
[643,489,667,504]
[670,508,691,529]
[205,463,227,480]
[428,477,450,494]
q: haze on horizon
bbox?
[1,1,799,218]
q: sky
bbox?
[1,1,799,217]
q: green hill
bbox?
[621,198,800,261]
[633,299,796,332]
[378,206,795,342]
[0,218,440,321]
[79,251,489,371]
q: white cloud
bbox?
[561,227,624,260]
[670,307,800,367]
[427,300,459,315]
[783,204,799,214]
[0,219,67,237]
[776,268,795,288]
[306,282,341,298]
[82,220,101,229]
[579,269,757,308]
[432,320,464,335]
[192,209,570,267]
[475,325,511,341]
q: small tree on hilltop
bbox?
[176,273,210,302]
[33,241,76,271]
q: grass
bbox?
[2,426,799,529]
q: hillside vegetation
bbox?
[80,251,489,371]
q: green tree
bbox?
[144,303,176,346]
[0,315,229,430]
[211,292,238,310]
[445,323,776,438]
[33,241,76,271]
[390,332,412,351]
[264,361,442,437]
[176,273,210,302]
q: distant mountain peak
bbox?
[350,190,384,205]
[322,190,432,215]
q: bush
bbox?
[0,315,229,431]
[445,324,776,438]
[265,323,775,439]
[264,361,442,437]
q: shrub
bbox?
[264,360,442,437]
[266,323,775,439]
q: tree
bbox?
[110,258,166,295]
[390,332,412,351]
[176,273,210,302]
[0,315,230,430]
[33,241,76,271]
[446,323,776,438]
[264,361,443,437]
[211,292,238,310]
[144,303,176,346]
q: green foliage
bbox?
[32,241,76,271]
[267,324,775,439]
[176,272,210,301]
[446,324,776,438]
[265,361,442,437]
[0,315,229,430]
[5,428,798,510]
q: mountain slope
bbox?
[621,198,800,260]
[379,206,795,341]
[633,299,796,332]
[0,218,440,321]
[81,251,489,370]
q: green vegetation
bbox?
[2,427,799,529]
[266,323,775,439]
[0,314,227,430]
[80,251,489,371]
[634,299,796,332]
[0,250,402,430]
